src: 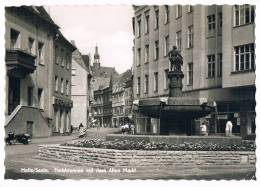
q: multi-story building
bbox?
[90,46,118,127]
[92,76,113,127]
[112,69,133,127]
[5,6,75,137]
[132,5,255,137]
[52,33,76,135]
[71,43,92,128]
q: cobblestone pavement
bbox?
[4,127,256,180]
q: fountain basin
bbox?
[135,97,216,119]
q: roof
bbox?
[93,76,111,91]
[57,30,77,51]
[112,69,132,93]
[72,49,88,71]
[17,6,59,30]
[26,6,57,26]
[82,55,90,67]
[91,66,118,78]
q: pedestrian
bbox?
[130,124,135,135]
[200,120,208,136]
[79,123,83,130]
[225,119,233,136]
[78,123,85,138]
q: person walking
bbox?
[200,121,208,136]
[225,119,233,136]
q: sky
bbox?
[48,5,134,74]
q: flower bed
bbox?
[62,138,255,151]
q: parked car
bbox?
[5,132,31,145]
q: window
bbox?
[154,72,158,92]
[187,63,193,86]
[217,53,222,77]
[164,35,169,56]
[164,69,169,90]
[10,29,20,49]
[234,5,255,26]
[137,48,141,66]
[207,55,215,78]
[66,80,69,95]
[137,19,141,37]
[72,69,76,76]
[28,37,35,54]
[137,77,141,95]
[61,78,64,94]
[176,31,182,51]
[38,42,44,65]
[66,53,70,69]
[218,12,222,34]
[145,44,149,63]
[38,88,44,109]
[187,5,193,13]
[154,9,159,29]
[187,25,193,48]
[145,13,150,34]
[55,76,58,92]
[61,49,65,67]
[207,15,216,32]
[55,45,59,64]
[234,43,255,72]
[176,5,182,18]
[144,75,149,93]
[164,5,169,24]
[27,87,33,106]
[154,41,159,60]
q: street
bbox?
[5,128,256,180]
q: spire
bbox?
[94,45,100,60]
[93,45,100,69]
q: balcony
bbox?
[6,49,36,78]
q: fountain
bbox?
[136,46,216,135]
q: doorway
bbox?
[60,110,64,133]
[26,121,33,137]
[8,77,20,114]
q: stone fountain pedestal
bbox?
[134,46,216,135]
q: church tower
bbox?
[93,45,100,69]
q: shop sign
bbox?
[217,114,228,119]
[234,113,239,118]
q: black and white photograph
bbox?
[1,0,259,186]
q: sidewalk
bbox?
[30,134,78,144]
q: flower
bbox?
[61,138,256,152]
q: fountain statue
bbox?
[168,46,184,97]
[135,46,216,135]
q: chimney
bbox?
[71,40,76,46]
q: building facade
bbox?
[92,76,113,127]
[90,46,118,127]
[5,6,75,137]
[132,5,255,137]
[112,69,133,127]
[71,45,92,128]
[52,34,76,135]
